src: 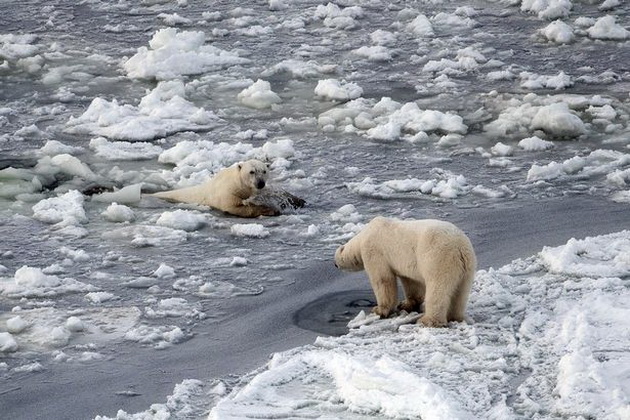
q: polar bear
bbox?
[152,159,283,218]
[334,217,476,328]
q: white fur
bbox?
[152,159,278,218]
[335,217,476,327]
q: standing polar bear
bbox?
[153,159,294,218]
[335,217,476,328]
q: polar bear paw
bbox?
[398,298,423,313]
[418,314,447,328]
[372,305,395,319]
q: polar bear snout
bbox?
[256,179,266,189]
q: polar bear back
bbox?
[357,217,475,280]
[152,167,233,207]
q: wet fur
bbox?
[152,159,279,218]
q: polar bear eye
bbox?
[249,170,255,174]
[263,170,267,174]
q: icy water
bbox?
[1,0,629,419]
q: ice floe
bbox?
[208,230,630,419]
[65,80,222,141]
[123,28,249,80]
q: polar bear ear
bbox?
[237,163,242,170]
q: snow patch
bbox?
[230,223,270,238]
[65,80,222,141]
[123,28,249,80]
[237,79,281,109]
[315,79,363,101]
[156,210,206,232]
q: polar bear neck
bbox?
[214,165,256,200]
[233,186,254,199]
[230,179,256,199]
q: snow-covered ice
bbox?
[237,79,282,109]
[156,209,206,232]
[314,78,364,102]
[539,20,575,44]
[230,223,270,238]
[65,81,223,141]
[123,28,250,80]
[208,231,630,419]
[101,202,136,223]
[91,184,143,204]
[587,15,630,40]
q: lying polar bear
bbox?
[152,159,304,218]
[335,216,476,328]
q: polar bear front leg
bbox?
[364,261,398,318]
[230,202,280,218]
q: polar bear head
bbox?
[237,159,270,191]
[334,240,364,271]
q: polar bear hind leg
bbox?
[419,272,462,328]
[398,277,425,313]
[448,275,472,322]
